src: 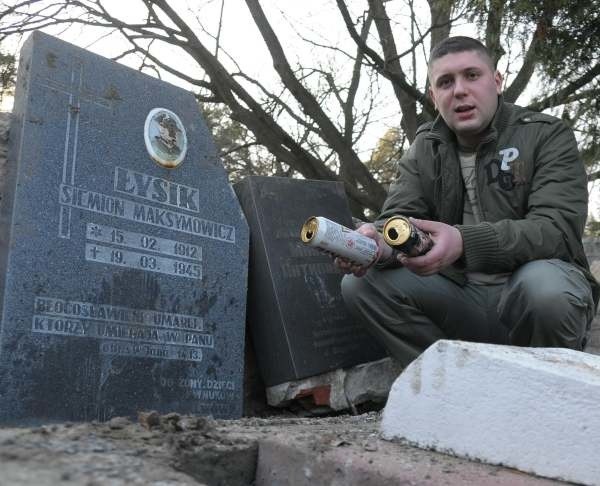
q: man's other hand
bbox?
[400,218,463,276]
[334,223,393,278]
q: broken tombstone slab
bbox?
[0,32,248,423]
[381,340,600,485]
[235,176,385,387]
[266,357,402,413]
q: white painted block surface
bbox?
[381,340,600,485]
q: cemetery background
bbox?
[0,2,599,483]
[1,76,600,486]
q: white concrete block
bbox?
[381,340,600,486]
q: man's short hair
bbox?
[429,36,495,71]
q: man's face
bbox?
[428,50,502,147]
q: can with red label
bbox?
[300,216,377,266]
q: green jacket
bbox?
[377,99,599,306]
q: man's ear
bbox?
[494,70,503,94]
[428,86,437,110]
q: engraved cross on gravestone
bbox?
[0,32,248,424]
[47,62,113,239]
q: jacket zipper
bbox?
[474,150,486,222]
[473,135,497,222]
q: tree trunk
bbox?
[368,0,418,142]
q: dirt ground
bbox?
[0,411,377,486]
[0,410,568,486]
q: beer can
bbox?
[300,216,377,266]
[382,216,433,257]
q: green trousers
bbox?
[341,259,595,367]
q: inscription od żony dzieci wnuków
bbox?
[59,167,236,243]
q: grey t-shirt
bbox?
[459,148,511,285]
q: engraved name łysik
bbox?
[59,165,236,244]
[114,167,200,212]
[60,184,235,243]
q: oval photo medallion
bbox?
[144,108,188,168]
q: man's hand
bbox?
[400,218,463,276]
[334,223,393,278]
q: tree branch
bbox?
[244,0,386,207]
[368,0,418,141]
[344,11,371,145]
[232,71,321,135]
[427,0,453,54]
[485,0,505,66]
[504,7,557,103]
[527,63,600,111]
[336,0,434,117]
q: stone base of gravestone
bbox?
[266,357,403,412]
[381,340,600,485]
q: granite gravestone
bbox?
[0,32,248,423]
[235,176,385,387]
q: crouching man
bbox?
[339,36,599,367]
